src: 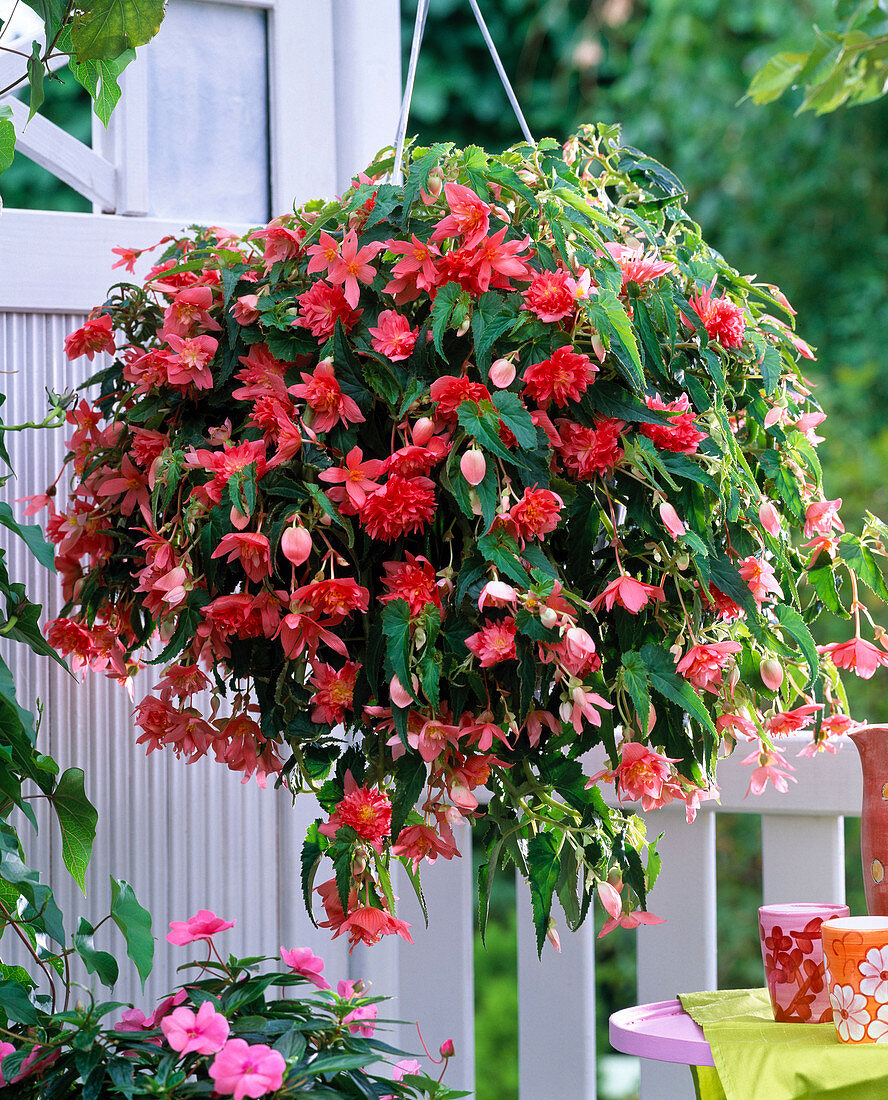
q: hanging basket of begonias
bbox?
[46,123,888,952]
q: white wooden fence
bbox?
[0,3,866,1096]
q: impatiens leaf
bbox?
[110,878,154,988]
[51,767,98,892]
[74,917,119,987]
[527,831,561,956]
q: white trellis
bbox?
[0,5,863,1097]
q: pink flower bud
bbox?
[412,417,435,446]
[460,449,486,486]
[658,501,686,539]
[281,525,312,566]
[456,315,471,337]
[760,658,784,692]
[488,358,516,388]
[539,606,558,629]
[759,500,782,537]
[439,1039,455,1059]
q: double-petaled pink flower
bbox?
[675,641,742,693]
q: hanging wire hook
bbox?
[391,0,535,185]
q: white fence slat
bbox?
[391,842,476,1090]
[5,98,118,208]
[331,0,401,187]
[637,806,717,1100]
[93,53,150,216]
[517,885,597,1100]
[269,1,338,207]
[761,813,845,906]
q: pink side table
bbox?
[609,999,715,1067]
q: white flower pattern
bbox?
[868,1004,888,1042]
[830,984,870,1042]
[859,946,888,1003]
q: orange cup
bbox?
[822,917,888,1043]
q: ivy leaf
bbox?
[51,768,98,892]
[527,832,560,956]
[71,0,166,60]
[74,917,119,987]
[640,643,718,741]
[110,878,154,988]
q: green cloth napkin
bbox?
[679,988,888,1100]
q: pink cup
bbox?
[759,903,850,1022]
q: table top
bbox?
[609,999,715,1067]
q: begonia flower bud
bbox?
[281,525,312,566]
[460,449,486,486]
[658,501,686,539]
[456,315,471,338]
[539,606,558,629]
[489,358,517,388]
[412,417,435,446]
[389,675,413,710]
[759,500,782,537]
[760,658,784,692]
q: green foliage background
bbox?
[6,2,886,1095]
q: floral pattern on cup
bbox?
[759,904,849,1023]
[822,916,888,1043]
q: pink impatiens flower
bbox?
[342,1004,378,1037]
[209,1038,286,1100]
[161,1001,230,1056]
[166,910,236,945]
[280,946,329,990]
[368,310,418,361]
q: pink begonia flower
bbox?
[326,229,384,308]
[738,556,783,605]
[766,703,823,738]
[477,580,518,612]
[588,741,679,806]
[319,445,383,512]
[211,532,272,582]
[819,637,888,680]
[305,230,341,276]
[489,357,517,387]
[111,246,142,272]
[430,182,491,248]
[590,575,666,615]
[166,909,236,945]
[675,641,742,693]
[280,946,329,990]
[392,822,460,870]
[465,617,517,666]
[209,1038,286,1100]
[0,1042,15,1085]
[561,686,613,734]
[658,501,686,539]
[342,1004,378,1037]
[742,745,797,796]
[161,1000,230,1056]
[803,497,843,540]
[289,361,365,433]
[368,310,418,361]
[596,880,664,938]
[165,332,218,390]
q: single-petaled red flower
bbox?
[382,235,442,303]
[318,445,383,512]
[359,475,436,541]
[430,182,491,248]
[639,393,705,454]
[326,229,384,308]
[556,417,625,478]
[522,268,578,323]
[523,345,597,408]
[296,280,362,341]
[289,361,364,433]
